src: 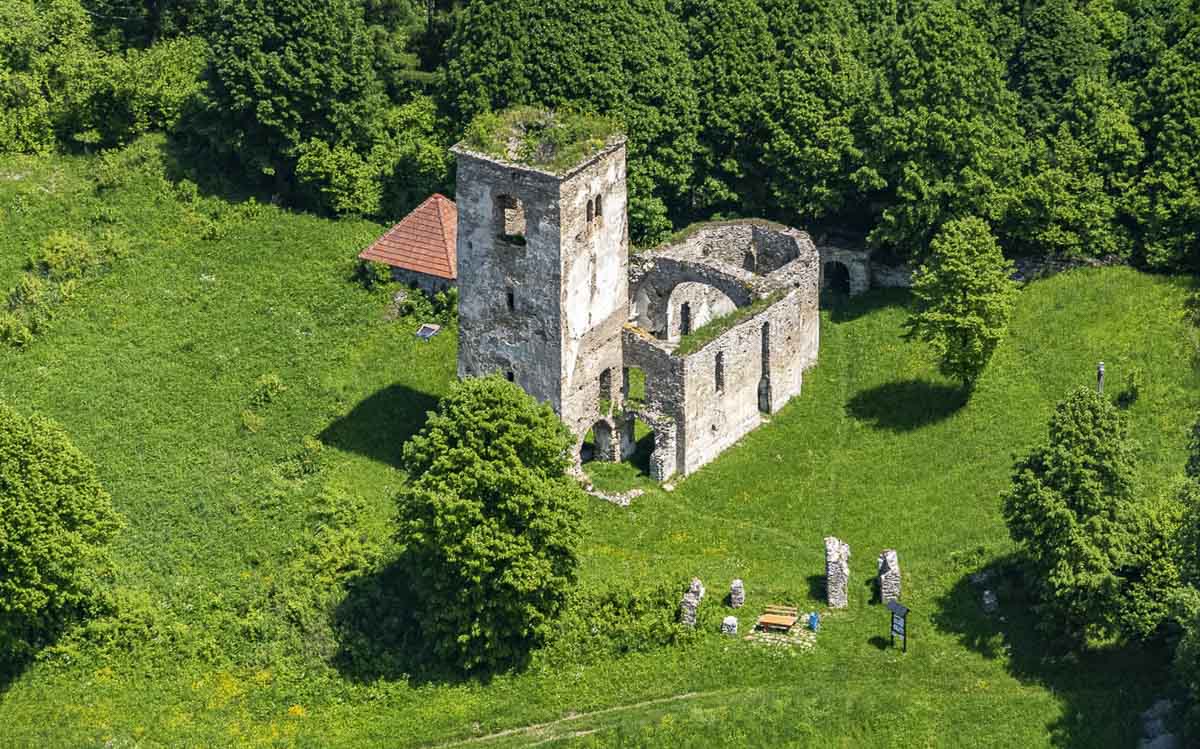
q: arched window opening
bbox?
[594,195,603,219]
[586,200,594,223]
[598,368,613,413]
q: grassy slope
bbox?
[0,145,1196,748]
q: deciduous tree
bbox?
[1002,387,1140,643]
[395,376,585,672]
[905,217,1017,387]
[0,404,122,666]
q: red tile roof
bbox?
[359,194,457,280]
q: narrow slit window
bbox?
[506,288,515,311]
[587,200,594,223]
[594,195,603,219]
[680,302,692,337]
[715,351,725,393]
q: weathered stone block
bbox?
[877,549,901,603]
[721,615,738,635]
[825,536,850,609]
[730,578,745,608]
[679,591,700,627]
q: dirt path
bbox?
[429,689,736,747]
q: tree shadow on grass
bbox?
[0,657,29,703]
[332,559,513,687]
[332,559,460,687]
[318,384,440,469]
[932,556,1173,749]
[825,288,910,324]
[846,379,968,432]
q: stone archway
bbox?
[823,260,852,294]
[580,419,616,464]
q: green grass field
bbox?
[0,141,1196,747]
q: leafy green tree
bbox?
[1132,18,1200,269]
[186,0,388,199]
[866,0,1025,259]
[1002,387,1140,644]
[905,217,1017,387]
[1012,0,1109,131]
[761,0,879,229]
[395,376,585,672]
[679,0,777,218]
[1006,76,1143,259]
[441,0,699,244]
[0,404,122,666]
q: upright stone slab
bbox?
[824,536,850,609]
[679,591,700,627]
[721,616,739,635]
[689,577,706,601]
[877,549,901,603]
[730,579,745,608]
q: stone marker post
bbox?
[824,536,850,609]
[721,616,738,635]
[877,549,901,603]
[730,579,745,608]
[680,592,699,627]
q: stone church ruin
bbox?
[452,110,830,482]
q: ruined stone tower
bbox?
[452,115,629,449]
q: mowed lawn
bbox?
[0,145,1196,748]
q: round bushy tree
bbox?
[905,217,1017,388]
[1002,387,1139,644]
[395,376,585,672]
[0,404,122,664]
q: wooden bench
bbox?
[756,605,799,632]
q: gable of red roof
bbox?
[358,194,457,280]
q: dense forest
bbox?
[2,0,1198,265]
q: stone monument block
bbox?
[680,591,700,627]
[730,578,745,608]
[877,549,901,603]
[721,616,738,635]
[824,536,850,609]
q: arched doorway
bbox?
[581,419,615,464]
[823,261,852,294]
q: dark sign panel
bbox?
[887,600,909,653]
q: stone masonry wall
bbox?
[557,144,630,443]
[454,151,565,410]
[677,283,815,475]
[625,224,820,478]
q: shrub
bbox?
[548,580,698,664]
[356,260,394,291]
[248,373,287,410]
[0,403,123,666]
[395,376,585,672]
[27,232,99,281]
